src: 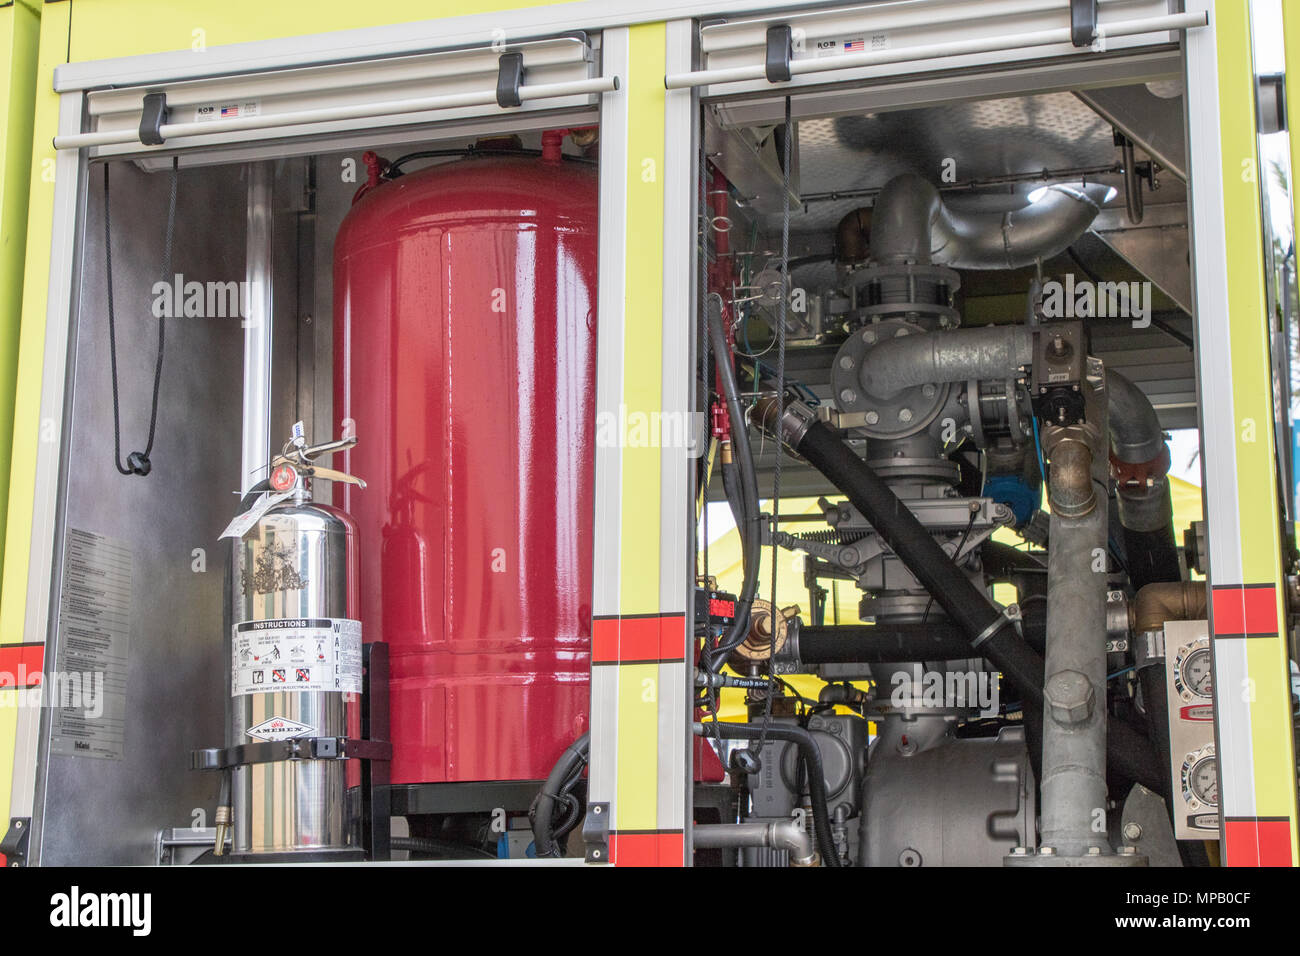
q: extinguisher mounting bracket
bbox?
[191,736,393,771]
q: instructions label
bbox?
[232,618,362,696]
[50,529,132,761]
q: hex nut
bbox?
[1044,669,1095,725]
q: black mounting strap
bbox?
[1070,0,1098,48]
[191,736,393,772]
[139,91,169,146]
[765,25,793,83]
[496,51,524,108]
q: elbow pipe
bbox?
[858,324,1035,400]
[693,821,818,867]
[870,173,1111,270]
[694,721,842,867]
[1133,582,1207,633]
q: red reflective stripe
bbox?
[609,831,685,866]
[0,644,45,688]
[591,615,686,663]
[1212,584,1278,636]
[1224,818,1293,866]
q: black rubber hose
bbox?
[720,459,747,536]
[1123,524,1182,591]
[391,836,496,860]
[796,624,974,663]
[706,295,762,669]
[1136,664,1175,802]
[793,421,1046,700]
[695,722,842,867]
[532,732,589,858]
[1108,712,1168,797]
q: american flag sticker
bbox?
[844,38,865,52]
[195,99,261,123]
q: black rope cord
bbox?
[104,156,178,477]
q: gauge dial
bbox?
[1188,755,1218,807]
[1181,647,1213,698]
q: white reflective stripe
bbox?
[54,76,619,150]
[665,11,1206,89]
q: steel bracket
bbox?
[0,818,31,867]
[582,802,611,863]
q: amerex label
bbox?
[246,716,315,741]
[232,618,362,697]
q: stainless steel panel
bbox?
[34,161,248,864]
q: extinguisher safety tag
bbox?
[219,489,295,540]
[231,619,363,696]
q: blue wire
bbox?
[1031,415,1047,483]
[1108,666,1135,681]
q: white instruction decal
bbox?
[232,618,362,696]
[51,529,131,760]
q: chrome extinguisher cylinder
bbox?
[221,426,367,858]
[231,500,359,854]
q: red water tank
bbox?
[333,149,597,787]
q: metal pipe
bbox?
[1046,438,1096,517]
[857,324,1035,400]
[1039,391,1110,859]
[869,172,1112,271]
[1133,581,1207,633]
[693,821,818,866]
[55,75,620,150]
[241,163,274,493]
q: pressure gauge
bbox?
[1174,640,1213,700]
[1181,745,1218,809]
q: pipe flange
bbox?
[728,598,800,668]
[852,300,962,329]
[831,318,951,440]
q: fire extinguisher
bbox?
[192,424,385,860]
